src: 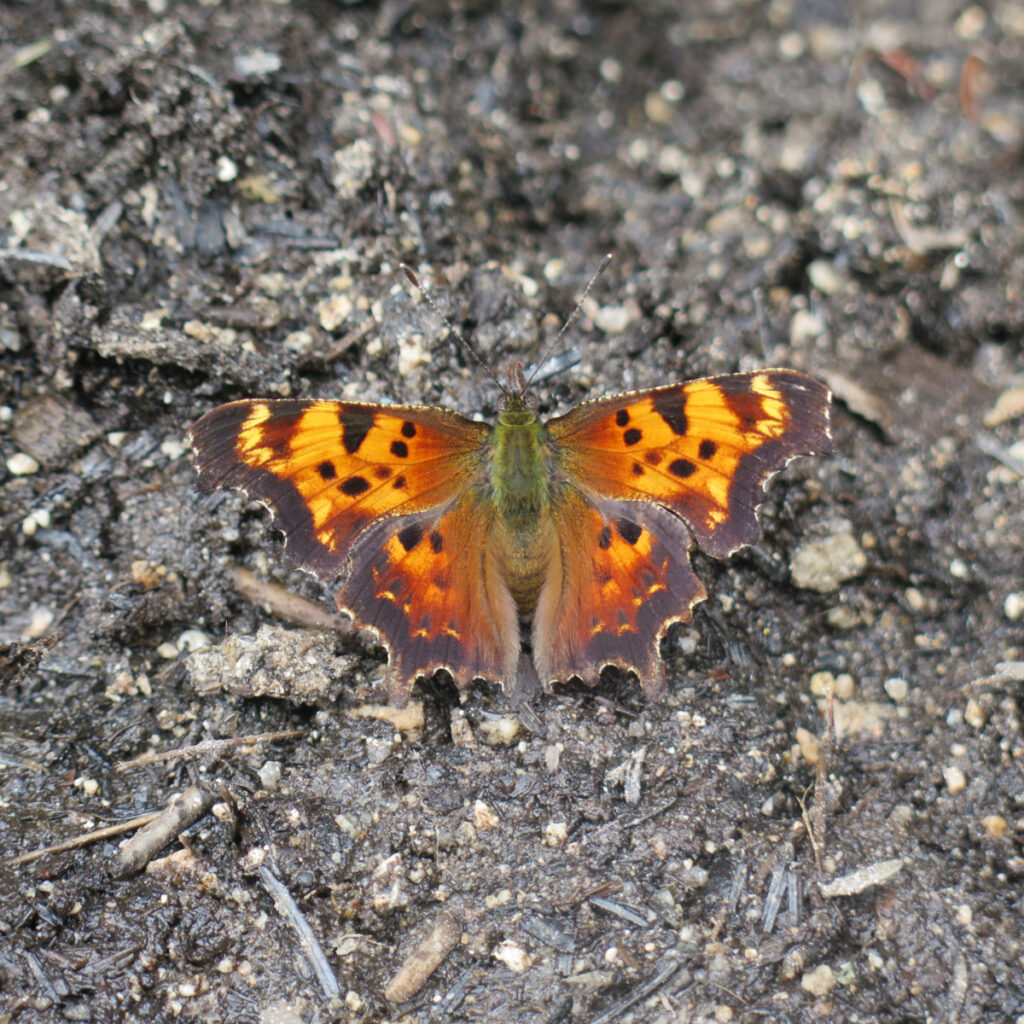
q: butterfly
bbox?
[189,361,833,707]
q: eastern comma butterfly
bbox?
[189,281,833,708]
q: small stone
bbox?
[955,904,973,926]
[795,727,820,765]
[258,761,282,791]
[177,629,211,653]
[1004,593,1024,621]
[981,815,1007,839]
[478,715,522,746]
[492,939,534,973]
[7,452,40,475]
[543,821,568,846]
[964,699,987,729]
[317,294,354,333]
[800,963,836,997]
[884,677,909,702]
[593,300,639,334]
[215,155,238,182]
[25,606,54,638]
[949,558,970,580]
[809,671,835,697]
[789,308,825,347]
[473,800,499,830]
[943,766,967,795]
[791,533,867,593]
[834,673,856,699]
[807,259,842,295]
[332,138,375,200]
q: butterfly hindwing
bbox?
[188,399,489,578]
[547,369,834,558]
[533,491,705,697]
[339,494,520,705]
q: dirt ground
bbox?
[2,1,1023,1022]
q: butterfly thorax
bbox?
[488,400,557,614]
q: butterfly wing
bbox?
[189,399,489,576]
[189,399,518,704]
[546,370,833,557]
[533,490,704,699]
[537,370,833,691]
[338,493,520,705]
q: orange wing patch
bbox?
[188,399,489,578]
[548,370,833,558]
[339,495,519,705]
[533,490,705,699]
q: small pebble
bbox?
[800,963,836,997]
[7,452,40,475]
[791,533,866,593]
[884,678,909,702]
[943,766,967,795]
[258,761,282,791]
[492,940,534,973]
[955,904,973,927]
[807,259,841,295]
[981,815,1007,839]
[473,800,499,830]
[543,821,568,846]
[1004,593,1024,621]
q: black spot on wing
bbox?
[615,409,630,427]
[429,531,444,553]
[668,458,696,478]
[397,523,424,552]
[390,440,409,458]
[317,461,336,480]
[615,518,643,546]
[401,421,417,438]
[623,427,642,446]
[341,476,370,496]
[340,408,375,455]
[699,439,717,460]
[652,391,688,436]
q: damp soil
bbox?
[2,2,1023,1022]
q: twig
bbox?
[258,863,340,999]
[587,960,684,1024]
[5,811,160,867]
[384,910,462,1003]
[115,730,303,772]
[231,565,352,633]
[114,785,214,877]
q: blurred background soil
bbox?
[1,1,1023,1021]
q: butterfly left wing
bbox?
[537,370,833,694]
[188,399,489,577]
[188,399,521,705]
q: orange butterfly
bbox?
[189,366,833,706]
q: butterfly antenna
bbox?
[524,253,613,390]
[399,264,508,395]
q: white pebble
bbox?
[943,765,967,795]
[1004,593,1023,621]
[7,452,40,475]
[884,677,909,702]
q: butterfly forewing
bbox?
[546,370,834,559]
[188,399,490,578]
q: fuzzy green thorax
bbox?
[490,399,552,529]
